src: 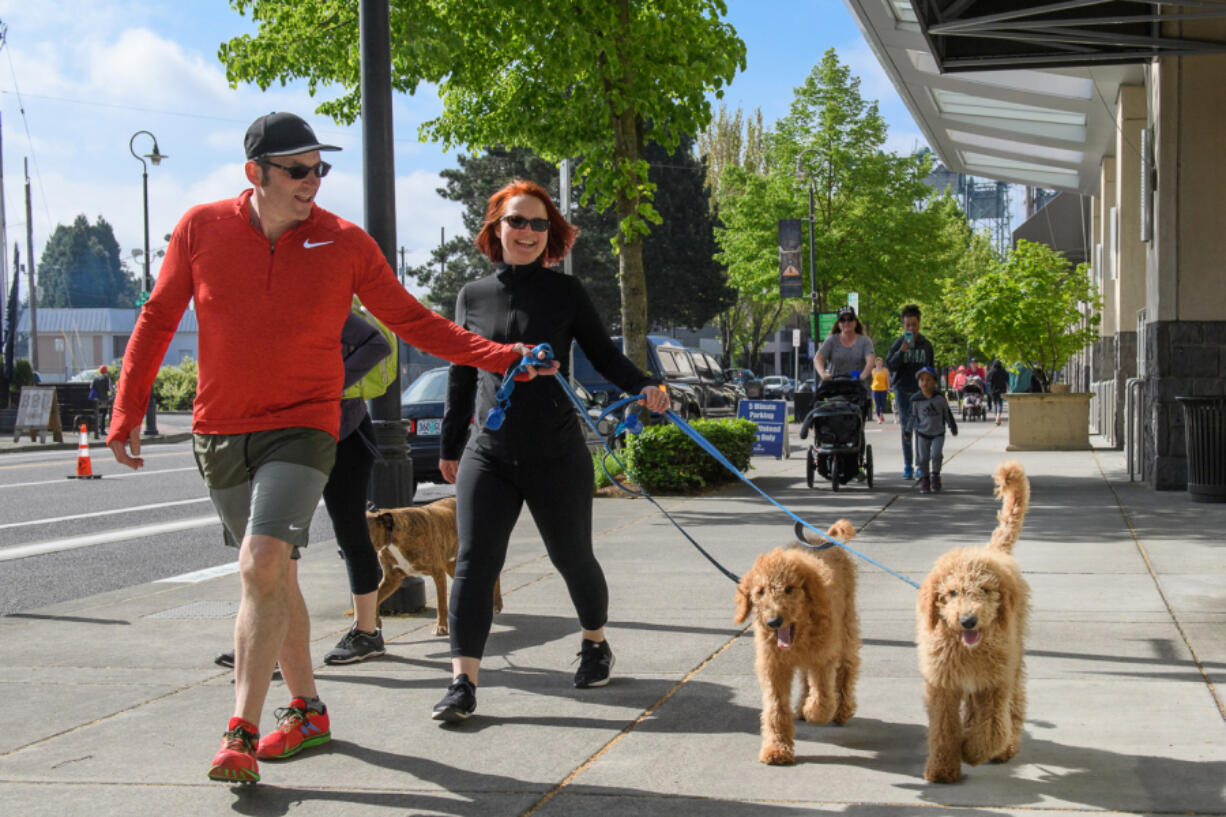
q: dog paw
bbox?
[759,743,795,765]
[991,743,1019,764]
[923,761,961,783]
[432,624,449,636]
[801,700,834,725]
[961,736,1001,766]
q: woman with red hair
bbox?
[432,179,669,723]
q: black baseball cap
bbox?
[244,112,341,160]
[837,305,856,319]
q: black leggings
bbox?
[449,441,605,659]
[321,415,383,596]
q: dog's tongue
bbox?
[962,629,981,646]
[776,624,793,650]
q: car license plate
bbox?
[416,418,442,436]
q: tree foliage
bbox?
[957,239,1100,391]
[38,215,140,308]
[219,0,745,369]
[709,50,950,365]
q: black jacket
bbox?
[441,261,656,462]
[885,333,935,393]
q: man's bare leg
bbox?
[234,534,296,727]
[276,559,319,700]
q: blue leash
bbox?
[495,345,919,588]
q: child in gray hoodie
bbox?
[912,367,957,493]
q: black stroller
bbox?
[798,377,873,491]
[961,376,987,422]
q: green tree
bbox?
[715,50,947,349]
[219,0,745,370]
[38,215,141,308]
[957,240,1100,392]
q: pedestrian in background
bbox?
[870,355,890,424]
[885,304,934,480]
[987,359,1010,425]
[911,366,957,494]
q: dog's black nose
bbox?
[960,614,978,630]
[765,615,783,630]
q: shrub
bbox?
[153,356,198,411]
[624,417,756,493]
[592,449,625,491]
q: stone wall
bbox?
[1143,320,1226,489]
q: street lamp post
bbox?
[129,130,167,435]
[795,149,821,376]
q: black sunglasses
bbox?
[501,214,550,232]
[838,315,856,322]
[260,159,332,180]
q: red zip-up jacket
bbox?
[108,190,519,444]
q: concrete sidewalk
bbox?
[1,421,1223,816]
[0,410,194,455]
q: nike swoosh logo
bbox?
[288,523,305,531]
[303,239,334,249]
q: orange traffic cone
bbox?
[67,424,102,480]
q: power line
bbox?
[0,23,54,241]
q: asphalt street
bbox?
[0,438,457,616]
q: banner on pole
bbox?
[778,219,803,299]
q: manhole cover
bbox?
[146,600,239,620]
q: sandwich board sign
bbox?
[737,399,789,459]
[13,386,63,443]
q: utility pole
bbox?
[398,245,406,287]
[439,226,445,281]
[0,112,8,331]
[24,158,36,371]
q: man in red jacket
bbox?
[107,113,551,784]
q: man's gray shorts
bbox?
[193,428,336,558]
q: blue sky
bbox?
[0,0,928,302]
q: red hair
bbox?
[474,179,577,266]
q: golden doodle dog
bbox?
[916,460,1030,783]
[366,496,502,635]
[734,520,861,765]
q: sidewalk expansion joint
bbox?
[517,626,750,817]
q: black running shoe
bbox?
[324,627,386,665]
[213,650,282,680]
[432,674,477,722]
[574,639,615,688]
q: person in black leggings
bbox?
[431,179,670,722]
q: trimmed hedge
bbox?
[624,417,756,493]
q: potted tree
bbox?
[956,240,1100,450]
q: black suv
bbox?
[655,345,740,418]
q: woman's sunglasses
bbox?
[260,159,332,180]
[501,215,550,232]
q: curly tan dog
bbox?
[734,520,861,765]
[367,497,502,635]
[916,460,1030,783]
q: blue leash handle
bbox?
[485,342,557,430]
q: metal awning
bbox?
[913,0,1226,72]
[844,1,1226,194]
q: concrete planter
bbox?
[1004,392,1092,451]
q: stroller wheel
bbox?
[806,449,816,488]
[865,444,873,489]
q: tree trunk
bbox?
[608,0,649,371]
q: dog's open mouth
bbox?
[775,624,793,649]
[961,629,981,646]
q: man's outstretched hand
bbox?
[107,426,144,470]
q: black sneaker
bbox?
[213,650,282,680]
[432,674,477,722]
[574,639,615,688]
[324,627,386,665]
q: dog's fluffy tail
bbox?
[988,460,1029,554]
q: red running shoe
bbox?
[208,717,259,784]
[257,698,331,759]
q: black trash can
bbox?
[1176,396,1226,502]
[794,391,814,424]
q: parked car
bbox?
[649,343,740,418]
[400,366,449,485]
[725,367,764,399]
[570,335,704,421]
[762,375,795,400]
